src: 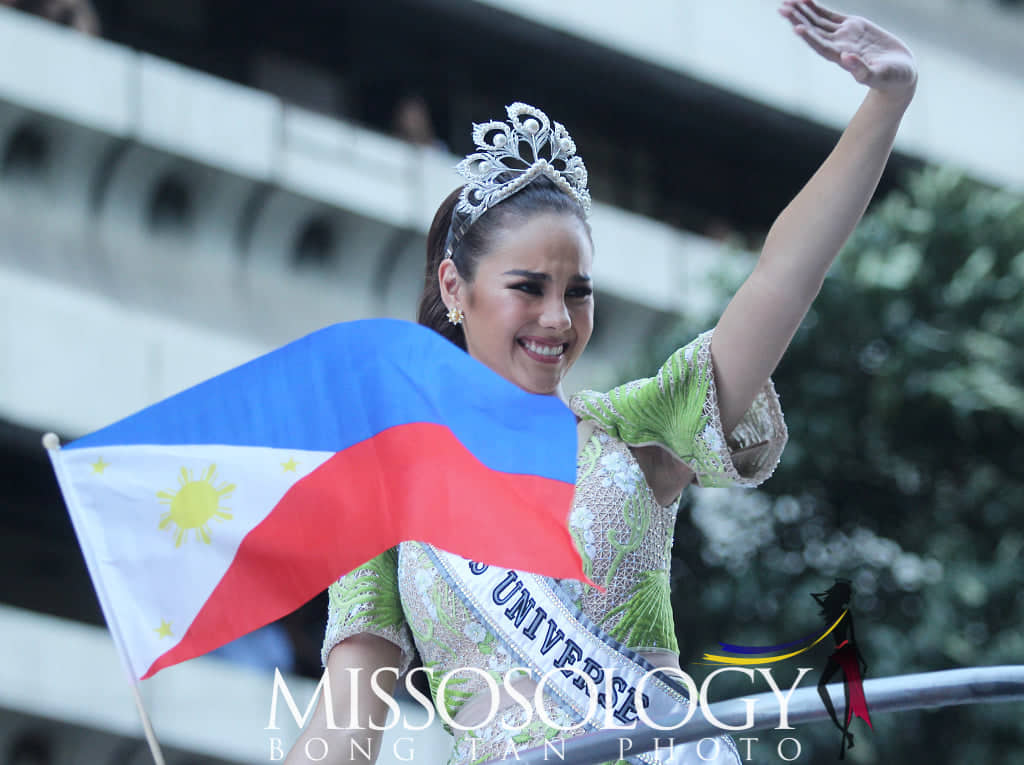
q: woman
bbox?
[287,2,917,762]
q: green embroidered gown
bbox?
[322,331,787,764]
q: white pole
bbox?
[129,682,168,765]
[43,433,168,765]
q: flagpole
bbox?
[43,433,168,765]
[129,681,168,765]
[488,665,1024,765]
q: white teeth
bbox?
[522,340,565,357]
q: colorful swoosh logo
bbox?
[702,609,848,665]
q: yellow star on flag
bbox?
[91,457,110,474]
[281,458,299,472]
[154,619,173,639]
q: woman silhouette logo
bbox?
[813,579,872,759]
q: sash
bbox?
[422,544,740,765]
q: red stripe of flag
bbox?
[144,422,582,678]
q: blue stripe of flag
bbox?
[66,319,577,484]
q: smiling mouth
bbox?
[518,338,568,363]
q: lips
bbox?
[518,337,569,364]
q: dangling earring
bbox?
[447,305,464,326]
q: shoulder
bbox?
[572,329,787,489]
[569,331,714,456]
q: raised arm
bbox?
[711,0,918,433]
[285,634,401,765]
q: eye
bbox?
[567,286,593,299]
[510,281,543,295]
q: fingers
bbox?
[778,0,811,26]
[779,0,840,44]
[803,0,846,25]
[794,0,841,32]
[787,18,842,63]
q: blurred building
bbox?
[1,0,1021,761]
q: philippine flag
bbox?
[46,319,583,680]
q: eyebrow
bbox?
[502,269,592,282]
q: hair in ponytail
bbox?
[418,187,466,348]
[416,177,590,350]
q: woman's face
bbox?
[441,212,594,399]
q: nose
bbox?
[539,295,572,332]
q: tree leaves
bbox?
[645,167,1024,763]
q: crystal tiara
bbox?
[445,102,591,258]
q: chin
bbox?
[519,375,563,397]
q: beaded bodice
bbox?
[321,331,787,761]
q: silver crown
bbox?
[446,103,591,258]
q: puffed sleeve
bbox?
[321,546,416,676]
[570,329,787,488]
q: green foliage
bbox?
[645,168,1024,763]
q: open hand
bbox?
[779,0,917,98]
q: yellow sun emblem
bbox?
[157,464,235,547]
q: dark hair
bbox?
[417,176,591,349]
